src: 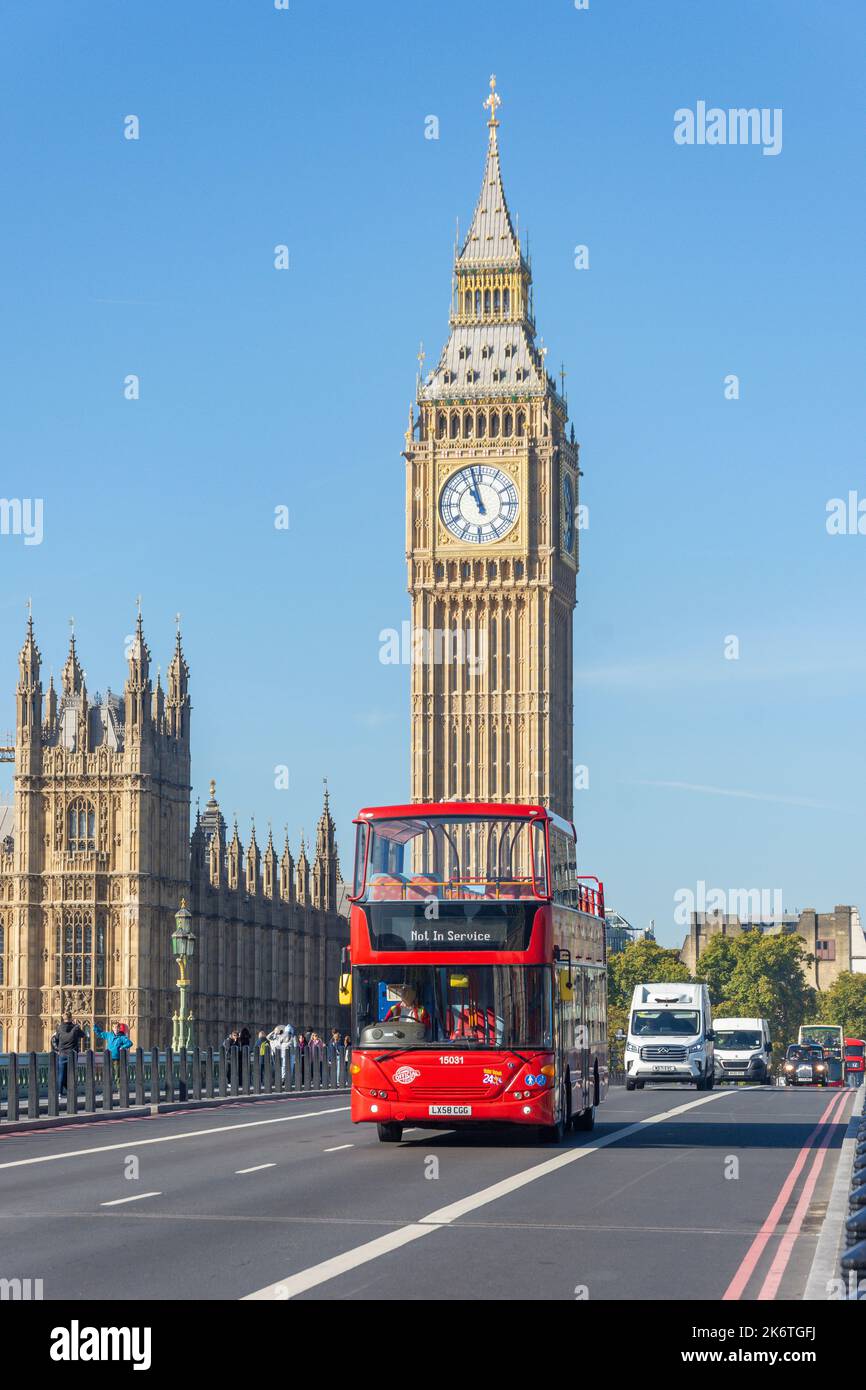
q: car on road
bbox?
[781,1043,829,1086]
[713,1016,773,1085]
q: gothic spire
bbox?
[456,75,521,269]
[62,628,84,696]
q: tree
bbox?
[693,935,740,1006]
[723,933,815,1047]
[814,973,866,1040]
[608,939,691,1011]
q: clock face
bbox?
[562,472,575,555]
[440,465,519,544]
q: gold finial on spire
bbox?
[209,778,216,800]
[484,73,501,130]
[417,341,425,377]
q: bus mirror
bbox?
[338,972,352,1006]
[558,972,574,1002]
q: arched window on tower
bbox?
[450,412,460,439]
[490,411,500,437]
[463,410,473,438]
[437,412,447,440]
[464,290,472,314]
[493,288,500,313]
[516,410,526,437]
[504,726,511,796]
[503,411,513,438]
[67,799,96,853]
[475,289,481,315]
[503,287,511,314]
[490,617,498,689]
[504,615,512,687]
[484,289,491,316]
[477,412,486,438]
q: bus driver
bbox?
[384,983,431,1031]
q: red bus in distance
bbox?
[342,802,608,1143]
[844,1037,865,1085]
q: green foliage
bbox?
[811,973,866,1040]
[608,1003,629,1071]
[607,939,690,1011]
[695,931,815,1047]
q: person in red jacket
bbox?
[385,983,430,1030]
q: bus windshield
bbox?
[354,964,553,1049]
[355,815,548,902]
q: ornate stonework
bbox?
[0,616,347,1050]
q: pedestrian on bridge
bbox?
[255,1030,270,1086]
[50,1011,84,1099]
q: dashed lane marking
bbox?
[100,1192,161,1207]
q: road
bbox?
[0,1083,854,1301]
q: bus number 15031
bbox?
[440,1055,464,1064]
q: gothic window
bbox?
[464,291,472,314]
[461,562,471,580]
[474,289,481,314]
[435,562,444,581]
[503,288,510,314]
[491,730,498,789]
[493,288,500,313]
[450,725,458,788]
[477,412,486,438]
[450,412,460,439]
[503,411,513,437]
[490,411,500,437]
[504,726,511,796]
[490,618,498,689]
[484,289,491,315]
[458,345,469,359]
[516,410,526,437]
[437,412,447,439]
[504,616,512,686]
[463,411,473,438]
[67,799,95,852]
[55,907,103,987]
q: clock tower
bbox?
[405,78,580,819]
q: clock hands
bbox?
[468,466,486,515]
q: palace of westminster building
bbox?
[0,616,347,1051]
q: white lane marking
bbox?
[323,1144,354,1153]
[0,1106,350,1172]
[100,1191,161,1207]
[236,1163,276,1174]
[244,1090,727,1300]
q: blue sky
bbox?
[1,0,864,946]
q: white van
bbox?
[625,983,714,1090]
[713,1017,772,1084]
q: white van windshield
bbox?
[715,1030,762,1050]
[631,1010,700,1037]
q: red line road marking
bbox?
[757,1089,851,1300]
[722,1090,848,1301]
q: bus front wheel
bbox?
[377,1122,403,1143]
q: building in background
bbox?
[680,907,866,991]
[405,78,581,818]
[0,615,347,1051]
[605,911,655,956]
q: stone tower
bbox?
[405,78,580,818]
[1,612,191,1050]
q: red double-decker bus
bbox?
[341,802,607,1143]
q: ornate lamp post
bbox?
[170,900,196,1051]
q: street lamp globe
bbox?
[171,900,195,962]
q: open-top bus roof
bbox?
[355,802,576,842]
